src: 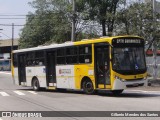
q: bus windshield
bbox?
[112,47,146,73]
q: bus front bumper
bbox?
[112,78,148,90]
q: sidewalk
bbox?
[148,77,160,87]
[129,77,160,91]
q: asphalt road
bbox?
[0,71,160,120]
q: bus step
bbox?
[48,86,56,90]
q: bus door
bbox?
[94,43,110,88]
[18,54,26,85]
[46,51,56,87]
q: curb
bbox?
[148,79,160,87]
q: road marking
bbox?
[28,91,37,95]
[13,91,25,95]
[0,118,3,120]
[0,92,9,96]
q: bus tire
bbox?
[111,90,123,95]
[82,79,94,94]
[32,78,40,91]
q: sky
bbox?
[0,0,35,40]
[0,0,160,40]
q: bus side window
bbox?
[34,51,44,66]
[27,60,32,66]
[66,47,78,64]
[79,45,92,64]
[57,48,66,65]
[26,52,35,66]
[39,61,43,66]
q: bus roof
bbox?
[13,35,143,53]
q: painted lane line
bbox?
[0,118,3,120]
[13,91,25,95]
[28,91,37,95]
[0,92,9,96]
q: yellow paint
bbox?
[112,71,147,80]
[74,44,96,90]
[13,35,147,91]
[11,53,14,78]
[48,86,56,90]
[73,36,146,91]
[98,84,111,89]
[110,71,148,90]
[74,64,95,89]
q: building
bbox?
[0,39,18,71]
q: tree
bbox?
[19,0,72,48]
[20,0,97,48]
[85,0,119,36]
[115,1,160,43]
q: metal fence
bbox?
[147,64,160,78]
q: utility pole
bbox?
[71,0,76,42]
[152,0,157,80]
[0,29,3,40]
[11,23,14,52]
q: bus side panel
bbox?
[74,64,95,89]
[26,66,46,87]
[13,67,19,85]
[56,65,75,89]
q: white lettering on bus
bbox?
[116,39,141,44]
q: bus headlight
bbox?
[114,76,125,82]
[144,76,147,80]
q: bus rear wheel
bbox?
[32,78,40,91]
[111,90,123,95]
[82,80,94,94]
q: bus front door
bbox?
[18,54,26,85]
[46,52,56,87]
[95,43,110,88]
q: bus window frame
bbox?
[56,44,92,66]
[111,39,147,75]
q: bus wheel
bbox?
[111,90,123,95]
[82,80,94,94]
[32,78,40,91]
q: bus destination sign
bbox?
[112,38,144,46]
[116,39,141,44]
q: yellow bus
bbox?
[12,36,147,95]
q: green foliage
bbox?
[85,0,120,36]
[115,1,160,42]
[19,0,102,48]
[20,0,160,49]
[19,0,71,48]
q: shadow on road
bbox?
[16,88,160,98]
[98,92,160,98]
